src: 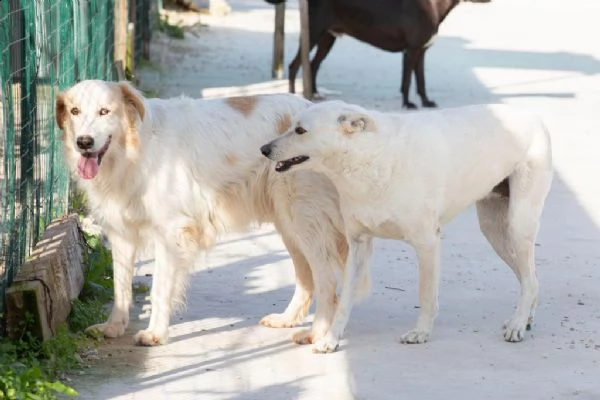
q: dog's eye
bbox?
[99,108,110,116]
[70,107,80,116]
[295,126,307,135]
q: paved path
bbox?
[75,0,600,398]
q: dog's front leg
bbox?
[133,238,179,346]
[400,235,441,344]
[313,234,373,353]
[85,235,136,338]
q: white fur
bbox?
[263,100,553,353]
[56,80,371,346]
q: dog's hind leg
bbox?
[260,233,314,329]
[477,164,552,342]
[287,224,342,348]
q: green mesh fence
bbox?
[0,0,155,318]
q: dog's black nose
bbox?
[260,144,272,158]
[77,135,94,150]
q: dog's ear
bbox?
[118,81,145,122]
[337,113,376,134]
[55,93,67,130]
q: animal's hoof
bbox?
[85,321,126,338]
[400,329,430,344]
[403,102,418,110]
[422,100,438,108]
[259,313,298,328]
[292,329,314,345]
[133,329,167,346]
[312,334,339,354]
[503,320,526,342]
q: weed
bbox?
[79,230,114,304]
[157,15,185,39]
[0,316,79,399]
[68,188,88,215]
[133,282,150,295]
[142,88,160,98]
[67,298,108,333]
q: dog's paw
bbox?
[503,319,526,342]
[312,333,339,354]
[400,329,430,344]
[259,313,299,328]
[292,329,314,345]
[85,321,126,338]
[526,315,534,331]
[133,329,167,346]
[403,102,418,110]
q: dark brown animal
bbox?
[285,0,490,109]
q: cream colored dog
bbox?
[56,80,370,346]
[261,100,553,353]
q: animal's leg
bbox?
[260,234,314,328]
[401,49,419,109]
[313,234,373,353]
[134,238,186,346]
[288,47,302,94]
[400,235,441,344]
[290,230,343,347]
[477,166,552,342]
[288,14,330,95]
[309,32,337,99]
[85,235,136,338]
[415,48,437,108]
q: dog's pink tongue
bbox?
[77,156,99,180]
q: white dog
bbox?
[55,80,370,346]
[261,100,553,353]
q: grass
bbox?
[0,317,81,399]
[157,14,185,39]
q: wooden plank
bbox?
[271,3,285,79]
[6,215,85,341]
[127,0,137,72]
[114,0,128,71]
[115,60,126,81]
[298,0,313,99]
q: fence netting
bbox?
[1,0,156,317]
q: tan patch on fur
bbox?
[335,232,349,265]
[375,220,405,240]
[276,113,292,135]
[119,82,145,122]
[225,96,259,117]
[55,93,67,130]
[338,115,378,135]
[118,129,139,152]
[181,224,215,250]
[224,153,238,166]
[116,82,144,158]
